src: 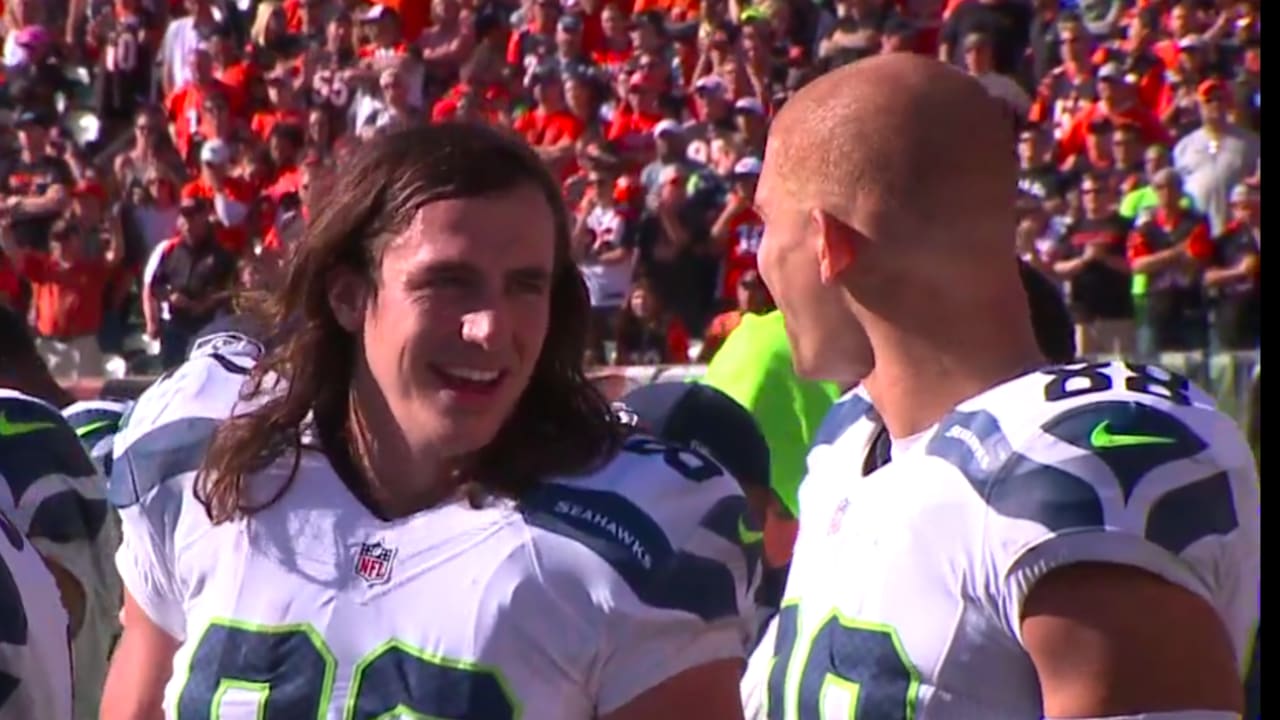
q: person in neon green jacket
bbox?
[699,310,840,520]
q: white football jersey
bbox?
[0,505,73,720]
[0,389,119,720]
[112,425,758,719]
[763,361,1261,719]
[741,387,881,720]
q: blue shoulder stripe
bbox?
[812,392,875,449]
[521,484,743,622]
[109,417,221,508]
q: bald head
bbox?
[765,54,1016,255]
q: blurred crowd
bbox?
[0,0,1261,380]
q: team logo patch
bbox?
[611,402,641,429]
[828,498,850,536]
[354,541,397,585]
[190,331,264,360]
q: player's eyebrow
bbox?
[403,261,551,292]
[505,266,551,290]
[403,260,483,287]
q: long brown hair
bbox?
[196,123,621,523]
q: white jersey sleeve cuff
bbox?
[115,517,186,641]
[999,529,1212,645]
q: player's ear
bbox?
[326,268,368,333]
[812,209,857,284]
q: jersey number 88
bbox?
[177,620,519,719]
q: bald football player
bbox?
[754,54,1257,719]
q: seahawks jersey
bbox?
[0,505,73,720]
[0,390,118,720]
[742,386,881,720]
[113,425,758,719]
[765,361,1261,719]
[64,400,132,476]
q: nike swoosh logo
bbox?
[1090,420,1177,449]
[0,412,58,437]
[738,517,764,545]
[75,419,117,438]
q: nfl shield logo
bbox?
[827,498,850,536]
[354,541,397,585]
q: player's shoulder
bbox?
[924,360,1256,553]
[110,349,269,509]
[0,389,97,492]
[63,398,130,444]
[0,388,68,425]
[63,398,133,474]
[521,434,758,623]
[936,360,1229,461]
[811,386,877,450]
[802,387,880,511]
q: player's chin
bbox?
[425,379,523,449]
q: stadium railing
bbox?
[70,351,1259,429]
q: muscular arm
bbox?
[100,589,181,720]
[1022,563,1244,717]
[601,658,745,720]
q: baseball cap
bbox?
[361,4,396,22]
[1197,78,1227,100]
[557,14,583,32]
[732,156,763,177]
[733,97,766,116]
[200,139,231,166]
[179,195,210,213]
[14,25,51,51]
[1177,34,1204,51]
[652,119,682,139]
[527,65,560,86]
[694,75,728,97]
[616,382,771,490]
[1097,61,1124,81]
[1230,182,1258,204]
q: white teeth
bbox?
[439,367,501,383]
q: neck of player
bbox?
[345,386,456,520]
[861,277,1045,442]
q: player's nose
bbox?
[460,308,503,350]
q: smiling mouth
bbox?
[431,365,506,394]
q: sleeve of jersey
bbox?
[951,401,1261,646]
[108,388,224,641]
[521,455,760,714]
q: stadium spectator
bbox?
[146,195,235,368]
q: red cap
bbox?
[1197,78,1227,100]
